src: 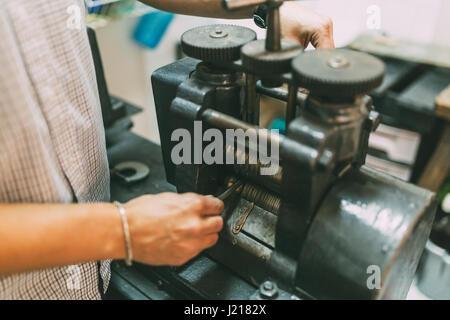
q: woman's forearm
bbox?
[0,203,125,276]
[141,0,255,19]
[140,1,335,49]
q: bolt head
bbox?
[259,281,279,299]
[263,281,273,291]
[328,55,350,69]
[209,28,228,38]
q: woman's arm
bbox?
[140,0,255,19]
[0,202,124,275]
[141,0,334,48]
[0,193,223,276]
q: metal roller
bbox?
[225,143,283,194]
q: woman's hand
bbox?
[125,192,224,266]
[280,2,335,49]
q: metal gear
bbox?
[181,24,257,62]
[292,49,385,98]
[241,39,303,75]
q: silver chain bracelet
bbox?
[113,201,133,266]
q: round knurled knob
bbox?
[291,49,385,98]
[181,24,257,62]
[241,39,303,75]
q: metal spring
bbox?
[240,183,281,215]
[226,144,283,192]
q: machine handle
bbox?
[223,0,293,52]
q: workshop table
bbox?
[418,86,450,192]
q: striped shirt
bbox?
[0,0,111,299]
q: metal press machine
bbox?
[150,0,437,299]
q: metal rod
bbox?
[256,81,307,106]
[265,4,281,52]
[201,108,283,146]
[246,73,259,124]
[285,84,298,127]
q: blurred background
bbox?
[86,0,450,143]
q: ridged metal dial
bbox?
[181,24,257,62]
[241,39,303,74]
[292,49,385,98]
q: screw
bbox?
[328,55,350,69]
[210,28,228,39]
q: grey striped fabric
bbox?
[0,0,111,299]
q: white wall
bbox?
[299,0,449,48]
[95,1,450,143]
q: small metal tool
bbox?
[217,180,243,201]
[232,202,255,234]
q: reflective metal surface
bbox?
[297,166,436,299]
[416,240,450,299]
